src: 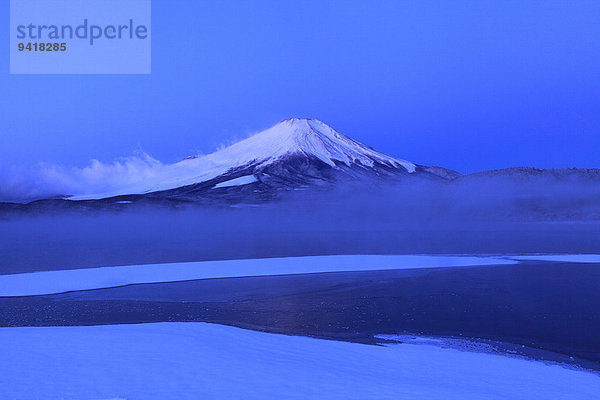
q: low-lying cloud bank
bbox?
[2,161,600,224]
[0,153,167,202]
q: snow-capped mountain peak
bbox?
[208,118,416,172]
[69,118,420,200]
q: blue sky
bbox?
[1,0,599,174]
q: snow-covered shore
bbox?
[0,322,598,400]
[0,254,516,296]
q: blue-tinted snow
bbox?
[0,322,598,399]
[0,255,516,296]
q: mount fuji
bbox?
[2,118,599,218]
[63,118,457,204]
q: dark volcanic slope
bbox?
[2,262,600,370]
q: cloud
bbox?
[0,152,166,203]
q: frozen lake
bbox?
[2,256,599,371]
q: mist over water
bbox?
[1,178,599,274]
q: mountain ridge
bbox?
[66,118,454,202]
[1,119,598,215]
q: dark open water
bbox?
[1,261,599,371]
[1,220,599,274]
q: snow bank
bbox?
[0,255,515,297]
[0,322,597,400]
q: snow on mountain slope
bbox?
[69,118,416,200]
[210,118,416,172]
[213,175,259,188]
